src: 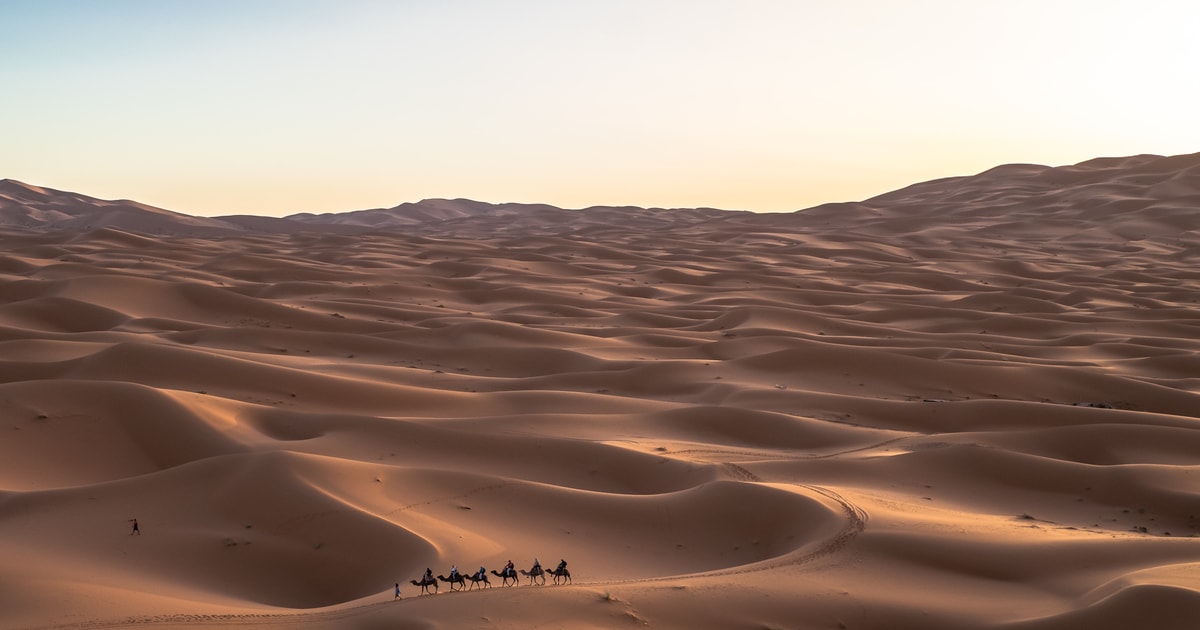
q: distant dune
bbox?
[0,179,243,235]
[0,178,740,237]
[2,153,1199,629]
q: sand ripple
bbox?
[3,154,1200,628]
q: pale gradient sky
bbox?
[3,0,1198,217]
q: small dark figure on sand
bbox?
[394,582,401,600]
[129,518,140,535]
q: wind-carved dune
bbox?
[1,153,1199,629]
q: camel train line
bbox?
[407,559,571,595]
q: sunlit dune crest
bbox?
[2,153,1199,629]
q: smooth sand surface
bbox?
[2,153,1200,629]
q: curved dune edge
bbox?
[4,154,1200,629]
[7,481,866,630]
[999,563,1200,629]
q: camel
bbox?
[519,565,546,586]
[547,566,572,585]
[491,567,519,587]
[463,571,491,590]
[410,576,438,595]
[437,573,466,591]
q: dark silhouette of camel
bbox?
[491,567,519,587]
[463,571,491,590]
[519,566,546,586]
[410,576,438,595]
[548,566,572,585]
[437,573,466,591]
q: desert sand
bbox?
[1,153,1199,629]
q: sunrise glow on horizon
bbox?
[3,0,1199,217]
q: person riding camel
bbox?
[477,566,487,580]
[504,559,515,574]
[532,558,542,573]
[423,567,434,582]
[449,565,459,581]
[556,558,568,572]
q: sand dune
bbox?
[2,153,1200,629]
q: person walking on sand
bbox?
[129,518,140,535]
[394,582,401,600]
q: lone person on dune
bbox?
[129,518,140,535]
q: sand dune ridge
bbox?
[3,154,1200,628]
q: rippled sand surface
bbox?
[2,153,1199,629]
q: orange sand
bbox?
[2,153,1199,629]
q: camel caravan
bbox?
[406,558,570,596]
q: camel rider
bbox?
[477,566,487,580]
[557,559,568,572]
[424,568,433,582]
[449,565,459,580]
[504,559,515,574]
[533,558,542,573]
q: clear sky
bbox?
[2,0,1198,217]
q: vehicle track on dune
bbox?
[565,463,868,587]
